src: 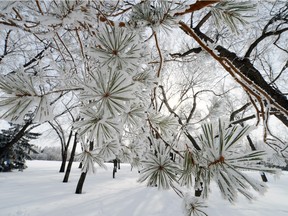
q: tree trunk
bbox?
[113,167,116,178]
[246,135,268,182]
[261,172,268,182]
[194,182,203,197]
[75,140,93,194]
[78,162,82,169]
[59,130,73,172]
[215,45,288,127]
[75,172,87,194]
[59,152,67,173]
[195,189,202,197]
[63,133,78,183]
[117,158,120,170]
[113,159,117,178]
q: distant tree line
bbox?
[30,146,72,161]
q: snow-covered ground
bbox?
[0,160,287,216]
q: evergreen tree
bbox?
[0,123,40,172]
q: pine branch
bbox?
[174,1,220,16]
[269,59,288,85]
[147,117,183,159]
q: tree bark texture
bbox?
[75,172,87,194]
[59,153,67,173]
[215,45,288,126]
[63,133,78,183]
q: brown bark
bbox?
[215,46,288,127]
[174,1,220,16]
[178,22,288,127]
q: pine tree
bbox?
[0,122,40,172]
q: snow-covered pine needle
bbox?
[89,25,143,70]
[0,72,53,123]
[138,142,180,190]
[197,119,279,202]
[74,108,121,142]
[211,1,256,33]
[98,139,120,161]
[183,193,208,216]
[80,70,134,116]
[77,147,107,174]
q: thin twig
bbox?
[153,32,163,78]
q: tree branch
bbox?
[159,85,201,151]
[154,32,163,78]
[23,43,51,68]
[178,21,288,127]
[174,0,219,17]
[244,27,288,58]
[229,102,251,122]
[170,47,202,58]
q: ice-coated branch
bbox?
[178,21,288,132]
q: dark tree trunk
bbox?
[63,133,78,183]
[215,45,288,127]
[75,141,93,194]
[117,158,120,170]
[75,172,87,194]
[59,130,73,173]
[59,152,67,173]
[113,167,116,178]
[78,162,82,169]
[195,189,202,197]
[194,182,203,197]
[113,159,117,178]
[261,172,268,182]
[246,135,268,182]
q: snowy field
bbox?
[0,160,287,216]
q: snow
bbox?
[0,161,288,216]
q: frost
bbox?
[89,25,144,70]
[98,139,120,161]
[77,145,107,174]
[79,70,134,116]
[195,120,278,202]
[182,193,207,216]
[148,112,179,138]
[0,72,53,123]
[0,1,286,215]
[138,141,180,190]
